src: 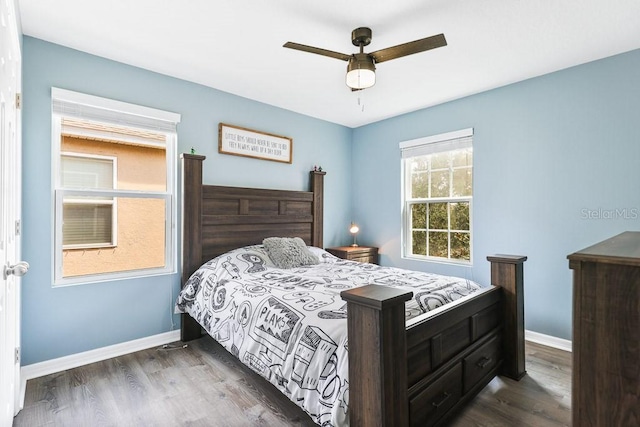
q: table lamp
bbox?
[349,223,360,247]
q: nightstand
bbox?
[326,246,379,264]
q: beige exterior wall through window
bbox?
[61,135,167,277]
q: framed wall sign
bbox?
[218,123,293,164]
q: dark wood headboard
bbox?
[180,154,326,340]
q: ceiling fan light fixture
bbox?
[284,27,446,91]
[346,54,376,89]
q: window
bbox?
[52,88,181,285]
[61,153,117,248]
[400,129,473,264]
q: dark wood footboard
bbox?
[341,255,526,427]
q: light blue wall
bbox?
[21,37,352,365]
[22,33,640,362]
[352,48,640,340]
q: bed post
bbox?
[181,153,206,341]
[309,170,326,248]
[340,285,413,427]
[487,255,527,380]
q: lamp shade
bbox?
[349,223,360,247]
[346,54,376,89]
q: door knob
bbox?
[3,261,29,280]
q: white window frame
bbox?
[400,128,473,265]
[52,88,181,286]
[61,152,118,249]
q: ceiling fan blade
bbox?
[283,42,351,62]
[370,33,447,64]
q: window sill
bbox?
[63,244,117,250]
[402,254,473,268]
[53,266,175,288]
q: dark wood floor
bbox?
[14,337,571,426]
[449,342,571,427]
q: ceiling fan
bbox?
[283,27,447,90]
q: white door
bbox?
[1,0,26,423]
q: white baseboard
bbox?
[19,330,181,409]
[525,329,572,352]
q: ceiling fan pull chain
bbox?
[357,96,365,112]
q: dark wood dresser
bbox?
[326,246,378,264]
[567,232,640,427]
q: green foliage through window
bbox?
[405,145,472,262]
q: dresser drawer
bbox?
[350,254,376,263]
[409,363,462,427]
[463,335,500,393]
[325,246,378,264]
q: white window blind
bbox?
[52,88,180,133]
[400,128,473,158]
[63,203,113,246]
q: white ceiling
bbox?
[18,0,640,128]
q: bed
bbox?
[178,154,527,427]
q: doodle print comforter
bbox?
[175,246,485,427]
